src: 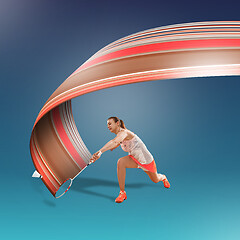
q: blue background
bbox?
[1,0,240,239]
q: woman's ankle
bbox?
[158,174,166,181]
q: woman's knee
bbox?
[151,178,159,183]
[117,157,126,168]
[145,172,159,183]
[118,156,138,169]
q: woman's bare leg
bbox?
[117,155,138,191]
[144,170,170,188]
[144,171,166,183]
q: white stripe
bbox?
[59,102,91,164]
[64,101,92,160]
[100,22,240,52]
[105,29,240,50]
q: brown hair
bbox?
[108,116,126,129]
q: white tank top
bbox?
[120,134,153,165]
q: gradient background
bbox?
[1,0,240,239]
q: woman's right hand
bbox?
[89,151,102,163]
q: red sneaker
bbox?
[115,191,127,203]
[162,177,170,188]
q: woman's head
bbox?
[107,117,126,133]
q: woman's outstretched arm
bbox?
[110,143,120,151]
[90,131,127,162]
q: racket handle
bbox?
[89,151,102,165]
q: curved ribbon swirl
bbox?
[30,21,240,197]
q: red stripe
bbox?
[52,106,87,169]
[76,39,240,72]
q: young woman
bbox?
[90,116,170,203]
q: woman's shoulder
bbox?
[120,128,135,140]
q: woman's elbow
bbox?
[112,140,120,147]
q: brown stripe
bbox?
[45,48,240,105]
[34,111,80,183]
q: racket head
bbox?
[55,178,73,198]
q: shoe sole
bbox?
[115,197,127,203]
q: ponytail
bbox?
[108,116,126,129]
[119,119,126,129]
